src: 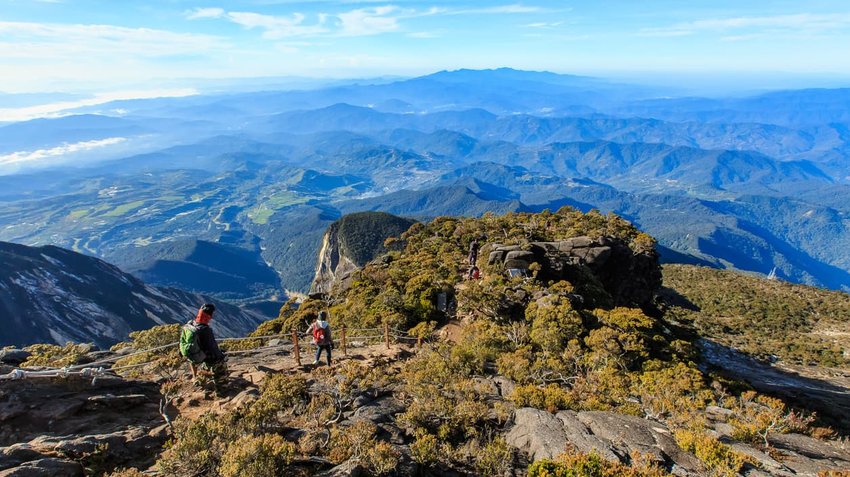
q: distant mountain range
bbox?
[0,241,267,348]
[0,68,848,295]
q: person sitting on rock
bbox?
[179,303,227,395]
[309,311,334,366]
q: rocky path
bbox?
[0,341,412,476]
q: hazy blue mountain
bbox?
[1,68,849,296]
[525,141,832,194]
[339,183,525,219]
[0,241,266,348]
[613,88,850,127]
[119,239,281,301]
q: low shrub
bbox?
[674,429,749,477]
[218,433,295,477]
[22,343,92,367]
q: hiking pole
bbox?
[291,328,301,367]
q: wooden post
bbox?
[417,336,422,348]
[341,325,348,356]
[292,328,301,367]
[384,322,390,350]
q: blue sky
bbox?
[2,0,850,92]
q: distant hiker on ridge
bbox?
[179,303,227,396]
[468,238,480,266]
[309,311,334,366]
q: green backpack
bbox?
[179,322,206,364]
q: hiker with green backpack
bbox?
[179,303,227,395]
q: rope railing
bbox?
[1,323,428,381]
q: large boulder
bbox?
[0,374,168,472]
[0,458,83,477]
[486,236,661,307]
[0,351,30,366]
[506,408,701,476]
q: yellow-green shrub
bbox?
[410,430,440,466]
[528,448,667,477]
[157,411,241,476]
[218,434,294,477]
[112,324,181,375]
[674,429,749,477]
[474,437,513,476]
[244,373,307,429]
[510,384,575,412]
[22,343,92,367]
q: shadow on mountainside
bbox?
[699,339,850,433]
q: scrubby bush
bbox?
[410,429,440,466]
[218,434,294,477]
[728,391,814,447]
[510,384,575,412]
[674,429,749,476]
[22,342,92,367]
[243,373,307,430]
[663,264,850,368]
[528,448,667,477]
[106,469,146,477]
[157,411,241,476]
[111,324,182,376]
[474,437,514,476]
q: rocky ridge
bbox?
[3,210,850,476]
[0,241,266,348]
[309,212,416,296]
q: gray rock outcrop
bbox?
[486,236,661,307]
[506,408,701,476]
[0,374,167,474]
[310,212,416,296]
[507,407,850,476]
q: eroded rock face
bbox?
[507,407,850,476]
[0,457,83,477]
[699,339,850,431]
[310,212,416,297]
[0,374,167,474]
[486,236,661,307]
[506,408,701,476]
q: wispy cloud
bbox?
[0,21,228,58]
[186,7,225,20]
[0,89,197,122]
[0,138,127,166]
[226,11,329,38]
[337,6,401,36]
[450,4,543,15]
[524,21,563,29]
[640,12,850,37]
[186,3,542,38]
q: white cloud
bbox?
[448,4,543,15]
[337,6,400,36]
[187,3,537,40]
[524,21,563,29]
[0,89,198,122]
[0,21,228,58]
[225,11,329,38]
[0,138,127,166]
[186,7,225,20]
[640,12,850,37]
